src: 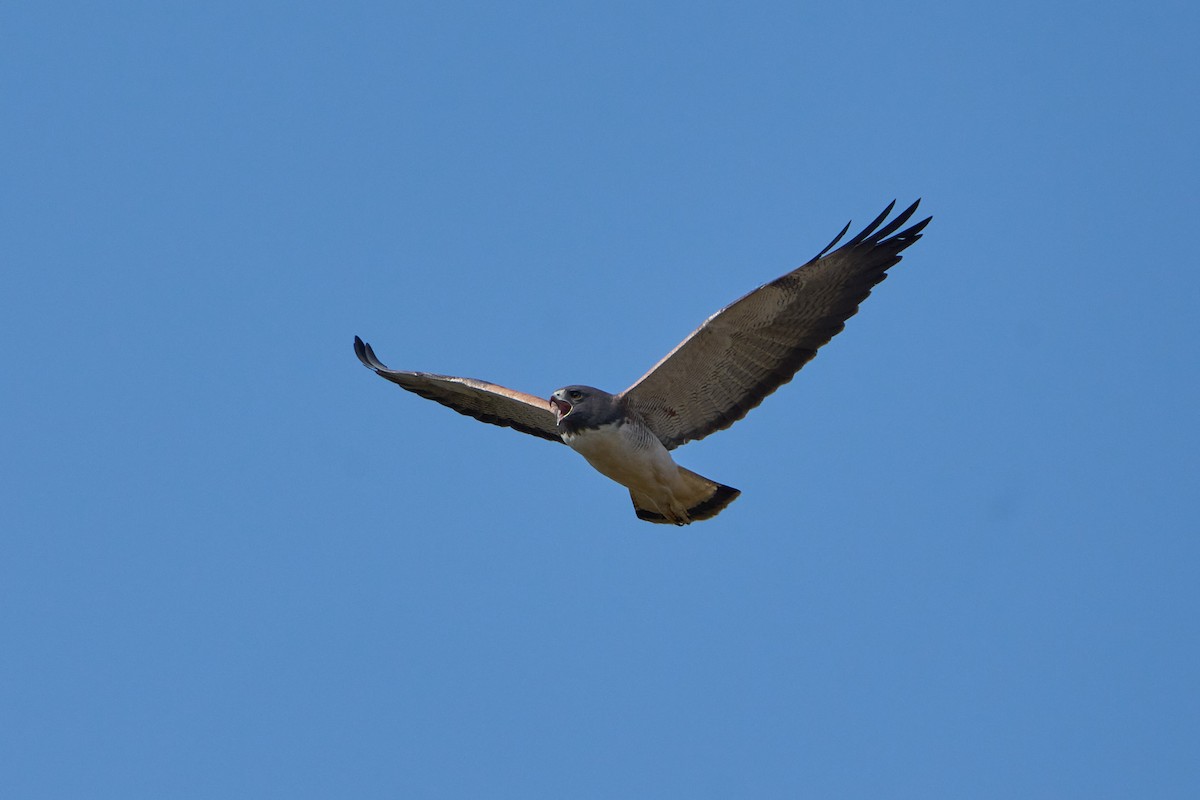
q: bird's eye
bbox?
[569,390,582,400]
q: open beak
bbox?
[549,395,572,422]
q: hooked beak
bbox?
[549,395,572,422]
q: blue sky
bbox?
[3,1,1197,797]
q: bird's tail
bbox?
[631,468,741,525]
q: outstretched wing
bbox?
[620,200,931,450]
[354,336,563,444]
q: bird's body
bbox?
[561,418,667,493]
[551,388,739,524]
[354,200,931,525]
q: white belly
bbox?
[563,421,679,495]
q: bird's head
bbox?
[550,385,620,431]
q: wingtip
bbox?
[810,199,931,261]
[902,198,931,227]
[353,335,385,370]
[815,218,854,259]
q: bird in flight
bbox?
[354,200,930,525]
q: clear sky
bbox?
[3,2,1198,797]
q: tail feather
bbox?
[631,467,741,525]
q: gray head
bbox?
[549,385,624,434]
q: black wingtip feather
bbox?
[869,199,920,242]
[812,200,930,263]
[844,199,898,248]
[818,199,931,261]
[902,213,933,242]
[353,336,389,372]
[815,219,854,259]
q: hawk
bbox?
[355,200,930,525]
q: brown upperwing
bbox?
[620,200,931,450]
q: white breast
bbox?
[563,421,678,494]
